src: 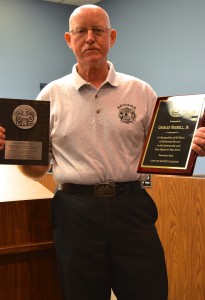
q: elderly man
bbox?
[1,4,205,300]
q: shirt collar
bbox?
[72,61,119,90]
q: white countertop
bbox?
[0,165,54,202]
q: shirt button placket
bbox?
[95,94,102,120]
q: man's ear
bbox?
[110,29,117,48]
[64,32,72,49]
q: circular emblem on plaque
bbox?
[118,106,136,124]
[12,105,37,129]
[169,107,185,118]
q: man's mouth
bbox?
[84,48,99,52]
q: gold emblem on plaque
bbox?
[169,107,185,118]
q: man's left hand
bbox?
[192,127,205,156]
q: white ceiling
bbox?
[43,0,102,6]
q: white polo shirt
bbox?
[37,62,157,184]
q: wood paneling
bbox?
[0,250,61,300]
[146,175,205,300]
[38,173,58,193]
[0,166,62,300]
[0,199,53,247]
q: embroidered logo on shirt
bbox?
[118,104,136,124]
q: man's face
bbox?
[65,8,116,67]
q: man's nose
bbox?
[86,29,95,40]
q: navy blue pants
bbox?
[51,189,168,300]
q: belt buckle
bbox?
[94,182,115,197]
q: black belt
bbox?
[59,181,143,197]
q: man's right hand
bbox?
[0,126,6,150]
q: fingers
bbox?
[192,127,205,156]
[192,143,205,156]
[0,126,6,150]
[194,126,205,136]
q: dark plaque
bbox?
[0,98,50,165]
[137,94,205,175]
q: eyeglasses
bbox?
[70,26,110,37]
